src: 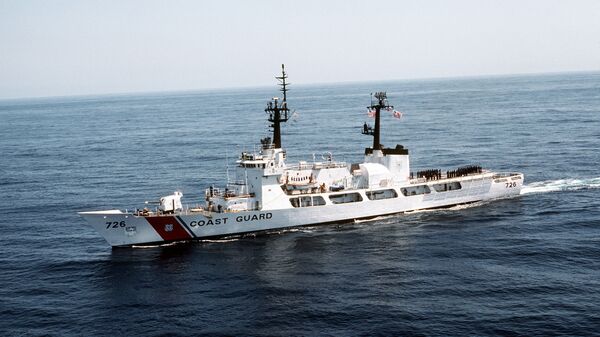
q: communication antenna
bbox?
[362,91,394,150]
[264,64,291,148]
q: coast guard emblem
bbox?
[164,224,174,232]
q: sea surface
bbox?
[1,72,599,336]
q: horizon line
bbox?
[1,68,598,102]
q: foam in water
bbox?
[132,241,182,248]
[200,238,240,243]
[521,177,600,195]
[353,214,397,224]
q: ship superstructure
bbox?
[80,65,523,247]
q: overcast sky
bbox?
[1,0,599,99]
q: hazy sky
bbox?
[1,0,599,99]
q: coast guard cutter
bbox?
[79,65,524,247]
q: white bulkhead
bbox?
[359,163,394,188]
[159,191,183,213]
[364,149,410,183]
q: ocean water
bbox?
[1,72,599,336]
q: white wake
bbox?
[521,177,600,195]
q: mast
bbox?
[277,64,289,102]
[264,64,290,149]
[363,91,393,151]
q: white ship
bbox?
[79,65,524,247]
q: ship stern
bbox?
[78,210,164,247]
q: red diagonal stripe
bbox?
[145,216,192,241]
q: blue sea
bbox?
[1,72,599,336]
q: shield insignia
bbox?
[164,224,174,232]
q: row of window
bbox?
[432,182,462,192]
[401,181,463,196]
[289,182,463,208]
[290,196,326,208]
[289,190,396,208]
[242,163,266,168]
[401,185,431,196]
[366,189,398,200]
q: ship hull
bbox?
[80,173,523,247]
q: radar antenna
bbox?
[264,64,291,149]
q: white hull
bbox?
[80,172,523,247]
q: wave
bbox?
[353,214,397,223]
[521,177,600,195]
[131,241,181,248]
[200,238,240,243]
